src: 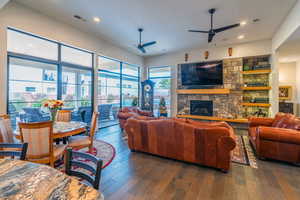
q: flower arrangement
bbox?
[43,99,64,121]
[131,97,138,107]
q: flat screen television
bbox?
[181,60,223,86]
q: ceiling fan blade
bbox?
[208,34,214,43]
[142,41,157,47]
[138,46,146,53]
[214,24,240,33]
[188,30,209,33]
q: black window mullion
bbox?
[57,44,62,100]
[120,62,123,108]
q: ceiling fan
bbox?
[137,28,157,53]
[188,8,240,43]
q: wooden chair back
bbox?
[0,115,14,143]
[56,110,72,122]
[0,143,28,160]
[89,112,99,146]
[65,148,103,189]
[19,121,53,160]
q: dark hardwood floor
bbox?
[96,125,300,200]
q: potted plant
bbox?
[43,99,64,122]
[159,97,168,117]
[131,97,138,107]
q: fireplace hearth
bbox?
[190,100,213,116]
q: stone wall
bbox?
[177,58,244,118]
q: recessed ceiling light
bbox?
[238,35,245,39]
[93,17,101,23]
[240,21,247,26]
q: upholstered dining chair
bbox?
[65,148,103,189]
[19,121,67,167]
[68,112,99,152]
[0,114,15,143]
[0,143,28,160]
[56,110,72,122]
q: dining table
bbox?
[0,159,104,200]
[14,121,87,140]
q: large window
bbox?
[122,63,140,107]
[7,28,94,128]
[98,57,140,128]
[149,66,171,116]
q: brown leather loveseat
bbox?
[249,113,300,163]
[125,118,236,172]
[117,107,153,130]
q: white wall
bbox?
[145,40,273,117]
[0,0,10,10]
[145,40,272,67]
[0,2,144,113]
[279,62,297,101]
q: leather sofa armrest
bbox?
[257,126,300,145]
[248,117,274,127]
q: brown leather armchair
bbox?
[125,118,236,172]
[248,113,300,163]
[117,107,153,130]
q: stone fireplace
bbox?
[177,58,244,119]
[190,100,213,116]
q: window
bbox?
[7,29,58,60]
[122,63,139,107]
[8,57,58,126]
[98,57,140,128]
[149,66,172,116]
[61,45,93,67]
[7,28,94,128]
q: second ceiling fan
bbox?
[188,8,241,43]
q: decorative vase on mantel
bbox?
[43,100,64,122]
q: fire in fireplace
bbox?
[190,100,213,116]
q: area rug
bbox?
[231,135,257,169]
[56,139,116,170]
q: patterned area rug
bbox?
[232,135,257,169]
[56,140,115,170]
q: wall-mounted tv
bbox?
[181,60,223,86]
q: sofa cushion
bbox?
[284,118,300,131]
[272,113,286,127]
[271,113,295,128]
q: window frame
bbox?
[6,28,95,114]
[98,56,140,108]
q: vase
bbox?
[50,109,58,122]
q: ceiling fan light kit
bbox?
[188,8,241,43]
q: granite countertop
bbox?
[0,159,104,200]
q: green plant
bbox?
[107,94,115,103]
[131,97,138,107]
[158,79,171,89]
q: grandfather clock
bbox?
[141,80,155,112]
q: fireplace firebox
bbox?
[190,100,213,116]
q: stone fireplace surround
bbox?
[177,58,244,119]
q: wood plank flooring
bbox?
[96,125,300,200]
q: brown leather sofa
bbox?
[249,113,300,163]
[117,107,153,130]
[125,118,236,172]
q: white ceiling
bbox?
[15,0,297,57]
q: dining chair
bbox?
[0,115,15,143]
[68,112,99,152]
[56,110,72,122]
[19,121,67,167]
[65,148,103,189]
[0,143,28,160]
